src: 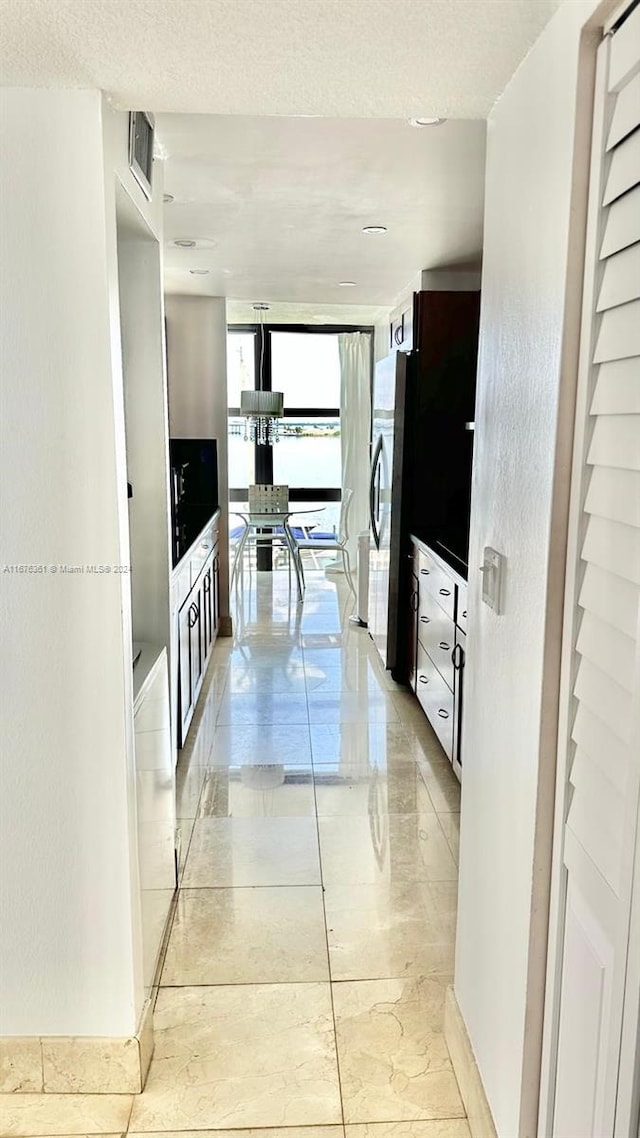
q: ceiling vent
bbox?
[129,111,155,200]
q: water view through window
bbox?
[228,329,342,537]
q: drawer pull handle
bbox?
[439,588,451,597]
[439,640,450,650]
[419,675,429,684]
[410,591,418,612]
[420,568,430,575]
[438,708,449,719]
[420,615,430,623]
[462,609,467,619]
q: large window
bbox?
[271,332,341,499]
[227,324,372,557]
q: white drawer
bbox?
[417,548,455,620]
[190,534,215,586]
[415,643,454,762]
[417,592,455,691]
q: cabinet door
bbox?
[452,629,465,781]
[201,565,213,664]
[178,599,193,746]
[188,588,203,704]
[212,546,220,637]
[408,569,419,694]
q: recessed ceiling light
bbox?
[189,269,210,275]
[362,226,387,234]
[173,239,196,248]
[408,117,446,127]
[163,193,174,203]
[338,281,357,287]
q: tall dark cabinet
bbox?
[392,289,480,686]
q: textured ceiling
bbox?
[0,0,561,119]
[160,114,486,305]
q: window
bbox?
[227,323,372,565]
[227,331,255,495]
[271,332,341,497]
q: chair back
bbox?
[248,484,289,513]
[338,488,354,546]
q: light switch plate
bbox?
[481,547,504,613]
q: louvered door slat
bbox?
[576,610,636,692]
[599,184,640,256]
[585,467,640,529]
[567,752,625,893]
[582,515,640,585]
[574,655,633,742]
[572,704,628,795]
[602,129,640,205]
[596,243,640,310]
[590,357,640,413]
[578,561,640,636]
[587,414,640,470]
[608,2,640,91]
[606,70,640,149]
[593,297,640,360]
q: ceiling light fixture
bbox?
[362,225,387,234]
[173,239,196,248]
[239,304,284,446]
[408,117,446,127]
[338,281,357,287]
[189,269,210,275]
[163,193,174,203]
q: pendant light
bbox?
[240,303,284,445]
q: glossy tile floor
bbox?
[2,570,467,1138]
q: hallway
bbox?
[131,568,467,1135]
[1,569,467,1137]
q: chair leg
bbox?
[342,547,357,598]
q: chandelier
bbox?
[240,389,284,445]
[240,302,284,446]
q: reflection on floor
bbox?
[3,570,467,1138]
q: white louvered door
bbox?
[542,7,640,1137]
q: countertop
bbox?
[409,533,468,589]
[132,641,166,708]
[171,506,221,579]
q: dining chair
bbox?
[292,488,356,597]
[230,485,304,599]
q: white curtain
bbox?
[338,331,372,567]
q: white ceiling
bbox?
[0,0,560,314]
[0,0,561,119]
[160,114,487,306]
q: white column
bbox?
[0,89,143,1036]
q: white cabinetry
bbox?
[133,644,176,995]
[409,538,467,780]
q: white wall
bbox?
[0,90,143,1035]
[165,294,230,620]
[454,2,607,1135]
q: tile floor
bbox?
[1,569,466,1138]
